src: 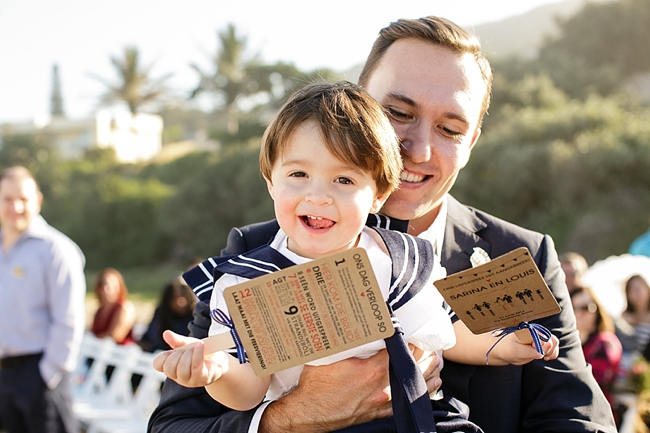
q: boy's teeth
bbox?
[304,215,334,229]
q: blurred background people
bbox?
[570,286,623,411]
[0,166,86,433]
[621,274,650,356]
[560,251,589,295]
[137,276,195,352]
[91,267,135,345]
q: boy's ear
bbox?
[265,177,275,199]
[370,191,390,214]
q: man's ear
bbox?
[459,127,481,169]
[370,191,390,214]
[36,191,43,213]
[469,127,481,151]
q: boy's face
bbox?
[266,119,387,259]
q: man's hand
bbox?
[259,348,442,433]
[410,344,443,393]
[152,330,229,388]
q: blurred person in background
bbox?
[571,285,623,412]
[0,166,86,433]
[560,251,589,295]
[91,267,135,345]
[138,276,195,353]
[621,274,650,357]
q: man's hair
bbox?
[358,16,493,125]
[0,165,41,193]
[260,81,402,196]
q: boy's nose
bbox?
[305,188,333,206]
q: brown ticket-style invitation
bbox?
[434,247,561,335]
[204,248,395,376]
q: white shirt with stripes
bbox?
[209,226,455,401]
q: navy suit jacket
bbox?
[148,196,616,433]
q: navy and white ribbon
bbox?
[210,308,247,364]
[484,321,552,365]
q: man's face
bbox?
[0,176,42,237]
[365,38,486,233]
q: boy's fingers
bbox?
[163,329,199,349]
[176,346,197,384]
[152,350,171,372]
[542,336,560,360]
[192,340,205,372]
[162,347,184,380]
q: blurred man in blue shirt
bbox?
[0,166,86,433]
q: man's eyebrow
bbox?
[443,111,470,127]
[386,92,417,107]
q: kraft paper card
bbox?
[434,247,561,335]
[203,248,394,376]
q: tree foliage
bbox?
[190,23,341,145]
[537,0,650,97]
[6,5,649,273]
[93,46,171,115]
[455,79,650,262]
[160,142,273,260]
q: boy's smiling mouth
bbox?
[301,215,335,229]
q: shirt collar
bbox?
[0,214,48,244]
[415,195,448,258]
[18,214,49,241]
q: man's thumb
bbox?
[163,329,198,348]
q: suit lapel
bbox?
[442,196,491,274]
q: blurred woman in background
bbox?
[621,274,650,355]
[91,267,135,345]
[138,276,195,352]
[571,285,623,408]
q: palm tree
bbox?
[93,46,171,115]
[190,23,342,136]
[189,23,274,134]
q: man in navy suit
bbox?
[149,16,616,433]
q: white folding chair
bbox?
[88,350,166,433]
[74,340,141,431]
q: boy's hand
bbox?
[152,330,230,388]
[540,334,560,361]
[490,332,559,365]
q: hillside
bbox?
[342,0,597,79]
[471,0,593,59]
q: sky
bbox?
[0,0,564,124]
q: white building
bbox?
[0,109,163,163]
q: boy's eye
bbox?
[289,171,307,178]
[335,176,353,185]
